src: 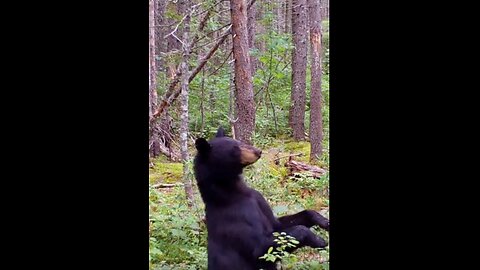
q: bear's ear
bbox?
[195,138,211,153]
[215,126,226,138]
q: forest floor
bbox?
[149,139,329,270]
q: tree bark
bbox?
[179,0,195,208]
[247,1,257,75]
[230,0,256,144]
[229,35,237,139]
[285,0,293,34]
[149,0,159,158]
[155,0,167,72]
[320,0,329,20]
[290,0,308,140]
[255,2,265,66]
[277,0,286,33]
[200,69,205,134]
[149,0,156,118]
[152,0,172,159]
[308,0,323,161]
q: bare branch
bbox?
[190,28,231,83]
[172,33,187,48]
[150,1,256,123]
[163,1,205,39]
[198,10,211,32]
[151,28,232,121]
[224,113,239,123]
[164,14,188,39]
[191,28,232,52]
[207,50,233,77]
[193,23,232,46]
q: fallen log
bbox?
[151,183,184,189]
[285,158,327,178]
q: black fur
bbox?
[194,127,329,270]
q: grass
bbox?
[149,139,329,270]
[149,158,183,184]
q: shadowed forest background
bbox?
[149,0,330,269]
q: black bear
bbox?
[194,127,329,270]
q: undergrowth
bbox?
[149,138,329,270]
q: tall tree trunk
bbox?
[247,1,257,75]
[230,0,256,144]
[179,0,195,208]
[149,0,158,158]
[320,0,329,20]
[229,36,237,139]
[308,0,323,161]
[209,13,220,116]
[150,0,168,159]
[152,0,184,161]
[149,0,156,118]
[200,69,205,134]
[277,0,286,33]
[255,2,265,67]
[285,0,292,34]
[155,0,166,72]
[289,0,308,140]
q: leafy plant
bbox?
[259,232,300,263]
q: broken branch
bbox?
[151,183,184,188]
[285,159,327,178]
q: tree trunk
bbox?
[149,0,156,118]
[230,0,256,144]
[179,0,195,208]
[277,0,286,33]
[155,0,167,72]
[200,69,205,134]
[151,0,170,159]
[152,0,183,160]
[149,0,158,158]
[308,0,323,161]
[247,1,257,75]
[320,0,329,20]
[289,0,308,140]
[229,33,236,139]
[285,0,292,34]
[255,2,265,66]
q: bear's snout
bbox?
[239,144,262,166]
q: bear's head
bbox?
[194,127,262,182]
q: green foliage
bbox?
[183,22,330,143]
[259,232,299,263]
[259,231,329,270]
[149,161,183,184]
[149,186,207,270]
[151,3,329,269]
[252,31,294,143]
[150,138,329,269]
